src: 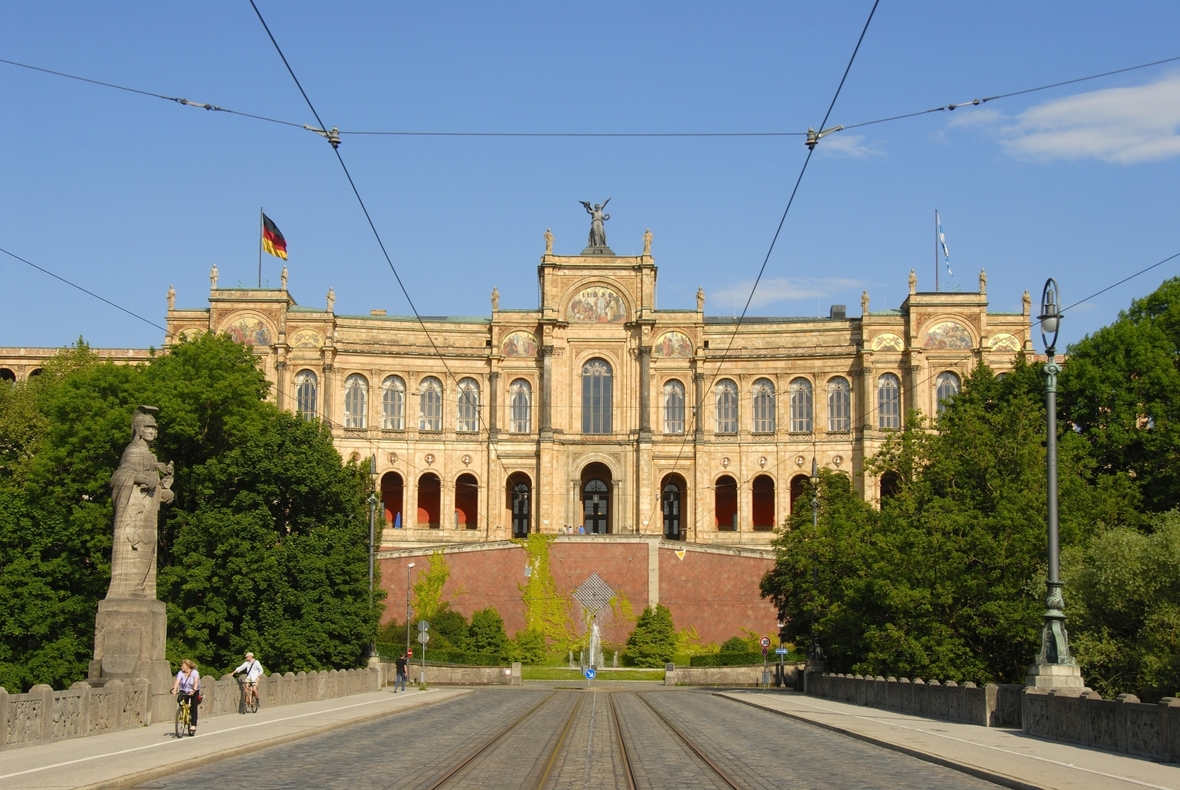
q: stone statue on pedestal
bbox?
[167,285,176,311]
[544,228,554,255]
[580,199,611,249]
[696,287,705,311]
[210,264,219,290]
[90,406,177,721]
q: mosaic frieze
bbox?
[501,331,539,357]
[923,321,973,350]
[989,333,1021,352]
[568,286,627,323]
[223,317,272,347]
[291,329,323,348]
[653,331,693,358]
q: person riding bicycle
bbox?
[233,651,264,710]
[170,658,201,735]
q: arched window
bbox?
[582,359,613,434]
[935,371,961,415]
[878,373,901,429]
[827,377,851,432]
[752,475,775,531]
[343,374,368,428]
[294,370,318,421]
[457,378,480,432]
[509,379,531,433]
[789,378,813,433]
[0,368,15,384]
[716,380,738,433]
[381,376,405,430]
[752,379,776,433]
[663,380,685,434]
[419,377,442,431]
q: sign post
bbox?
[417,621,430,687]
[760,636,772,687]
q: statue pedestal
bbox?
[580,245,616,256]
[1026,661,1085,690]
[89,598,174,721]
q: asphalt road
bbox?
[136,686,1003,789]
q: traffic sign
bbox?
[759,636,771,648]
[418,621,430,632]
[417,632,430,644]
[584,667,597,680]
[775,647,789,655]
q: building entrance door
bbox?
[583,479,610,534]
[662,483,681,539]
[512,481,530,538]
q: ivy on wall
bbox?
[515,534,576,649]
[411,551,452,622]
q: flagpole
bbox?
[258,207,264,288]
[935,210,940,293]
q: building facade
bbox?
[155,231,1031,552]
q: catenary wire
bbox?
[4,53,1179,139]
[0,245,167,332]
[641,0,881,535]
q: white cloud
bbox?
[712,276,862,311]
[817,132,881,157]
[953,74,1180,164]
[946,107,1004,129]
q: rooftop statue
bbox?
[580,199,611,248]
[107,406,174,599]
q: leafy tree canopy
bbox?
[626,604,676,668]
[0,334,378,691]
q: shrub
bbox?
[510,629,548,665]
[721,636,751,653]
[468,608,508,659]
[626,604,677,667]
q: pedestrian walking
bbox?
[395,652,409,693]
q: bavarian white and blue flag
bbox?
[937,210,952,278]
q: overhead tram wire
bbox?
[0,245,166,332]
[640,0,881,535]
[4,53,1179,140]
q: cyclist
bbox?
[170,659,201,735]
[233,651,264,711]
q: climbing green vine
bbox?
[514,534,576,650]
[411,551,451,622]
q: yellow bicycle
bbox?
[174,691,198,737]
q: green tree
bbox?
[0,334,379,690]
[626,604,676,667]
[467,607,508,658]
[1064,510,1180,701]
[1060,277,1180,515]
[509,629,548,665]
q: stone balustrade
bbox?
[807,672,1023,727]
[381,661,522,686]
[668,663,803,687]
[0,667,378,751]
[1023,688,1180,761]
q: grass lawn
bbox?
[521,666,665,681]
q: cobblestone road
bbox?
[138,687,1003,789]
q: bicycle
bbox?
[239,676,260,714]
[174,691,197,737]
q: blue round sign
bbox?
[584,667,597,680]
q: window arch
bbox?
[935,371,961,415]
[581,359,613,434]
[509,379,531,433]
[788,378,813,433]
[381,376,405,430]
[827,377,851,432]
[752,378,776,433]
[457,378,480,432]
[716,380,738,433]
[419,377,442,431]
[663,380,685,434]
[878,373,901,429]
[343,374,369,428]
[294,370,318,421]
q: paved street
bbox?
[138,687,1002,789]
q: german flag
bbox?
[261,214,288,260]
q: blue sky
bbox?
[2,1,1178,351]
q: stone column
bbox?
[540,345,554,439]
[488,372,500,440]
[694,373,706,440]
[638,346,652,439]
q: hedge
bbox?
[376,643,504,666]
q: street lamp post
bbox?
[1028,278,1083,689]
[367,456,378,661]
[805,457,823,692]
[405,562,415,660]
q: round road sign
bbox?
[417,632,430,644]
[760,636,771,648]
[584,667,597,680]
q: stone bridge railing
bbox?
[808,672,1023,727]
[0,667,378,751]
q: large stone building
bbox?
[1,226,1032,643]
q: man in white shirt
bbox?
[233,651,264,712]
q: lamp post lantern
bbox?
[1027,278,1084,689]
